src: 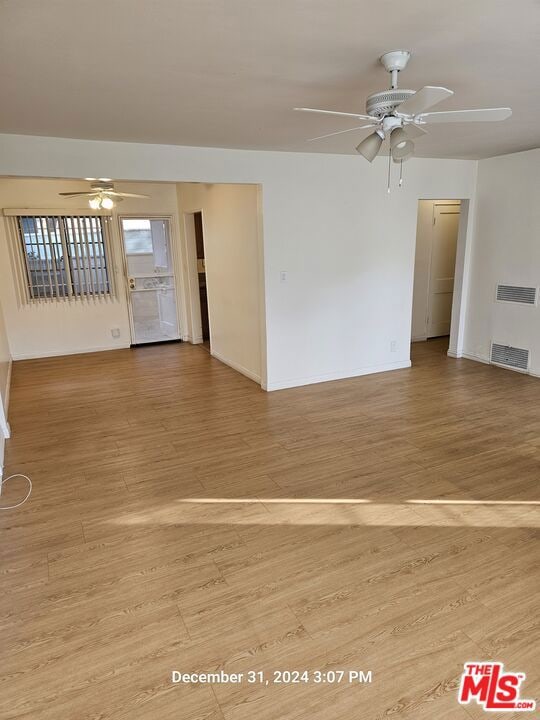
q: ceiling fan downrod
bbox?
[379,50,411,89]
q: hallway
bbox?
[1,339,539,719]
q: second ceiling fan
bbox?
[295,50,512,163]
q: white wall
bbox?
[0,178,182,359]
[0,296,11,475]
[261,159,475,389]
[0,133,477,390]
[463,149,540,375]
[178,183,263,384]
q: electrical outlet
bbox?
[390,340,397,352]
[280,271,288,283]
[111,328,121,339]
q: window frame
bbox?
[4,209,116,304]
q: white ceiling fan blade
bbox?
[402,123,427,138]
[307,124,378,142]
[59,191,98,197]
[294,107,376,121]
[396,86,454,117]
[417,107,512,124]
[106,191,150,198]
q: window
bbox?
[6,214,113,301]
[121,218,154,254]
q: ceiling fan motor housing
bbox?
[366,89,416,118]
[90,181,115,192]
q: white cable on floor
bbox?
[0,474,32,509]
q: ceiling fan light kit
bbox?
[89,195,114,210]
[295,49,512,191]
[389,126,414,160]
[356,130,384,162]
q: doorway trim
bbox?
[117,213,183,346]
[411,198,473,360]
[447,199,472,359]
[426,201,460,339]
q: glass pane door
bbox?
[121,218,180,344]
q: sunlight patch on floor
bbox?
[112,498,540,528]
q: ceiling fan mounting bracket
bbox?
[379,50,411,74]
[380,50,411,89]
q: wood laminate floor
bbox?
[1,338,538,719]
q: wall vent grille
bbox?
[496,284,537,305]
[491,343,530,371]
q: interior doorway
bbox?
[120,217,181,345]
[193,212,210,345]
[411,200,461,351]
[184,210,209,347]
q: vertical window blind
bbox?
[3,211,116,303]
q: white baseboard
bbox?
[447,349,461,358]
[4,358,12,411]
[182,333,205,344]
[462,352,540,379]
[210,349,261,385]
[0,360,11,441]
[11,343,131,360]
[266,359,411,392]
[462,351,490,365]
[0,433,5,480]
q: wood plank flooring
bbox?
[1,338,539,719]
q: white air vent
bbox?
[496,284,537,305]
[491,343,530,371]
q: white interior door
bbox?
[427,204,460,338]
[121,218,180,344]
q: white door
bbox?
[427,204,460,338]
[121,218,180,344]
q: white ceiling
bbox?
[1,0,539,159]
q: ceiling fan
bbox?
[295,50,511,172]
[59,180,149,209]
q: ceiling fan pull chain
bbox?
[399,160,403,187]
[387,150,392,194]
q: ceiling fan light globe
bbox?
[390,128,414,160]
[89,197,101,210]
[392,142,414,160]
[101,196,114,210]
[393,152,412,163]
[355,130,384,162]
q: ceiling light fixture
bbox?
[296,49,512,191]
[100,196,114,210]
[355,130,384,162]
[60,181,149,206]
[88,194,115,210]
[390,127,414,160]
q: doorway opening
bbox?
[411,200,468,357]
[120,216,181,345]
[193,212,210,350]
[184,210,209,350]
[180,182,265,388]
